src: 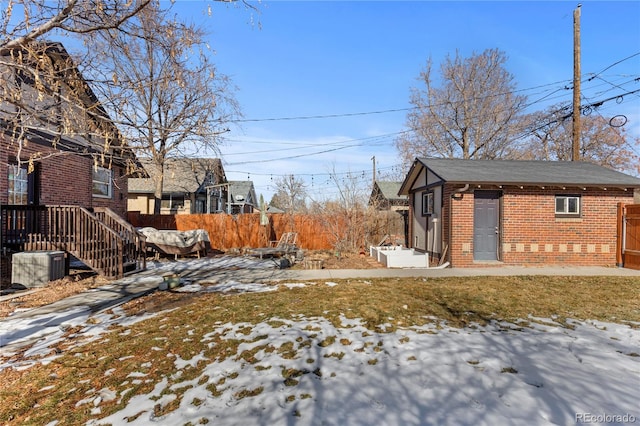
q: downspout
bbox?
[452,184,470,196]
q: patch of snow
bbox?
[89,316,640,426]
[282,283,307,289]
[2,271,639,425]
[204,281,277,294]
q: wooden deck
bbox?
[1,205,146,279]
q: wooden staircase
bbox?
[1,205,146,279]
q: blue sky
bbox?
[171,1,640,201]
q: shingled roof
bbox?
[400,158,640,195]
[128,158,225,194]
[1,42,138,169]
[228,181,256,205]
[376,181,407,201]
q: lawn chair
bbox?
[247,232,299,265]
[269,232,298,249]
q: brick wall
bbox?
[446,186,633,267]
[1,135,128,216]
[447,186,475,267]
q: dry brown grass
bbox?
[0,275,638,424]
[0,272,110,318]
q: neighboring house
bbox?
[128,158,227,214]
[398,158,640,268]
[369,181,410,246]
[369,181,409,211]
[1,42,144,278]
[228,181,257,214]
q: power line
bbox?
[587,51,640,82]
[224,52,640,127]
[228,80,574,124]
[220,130,409,163]
[230,107,413,123]
[226,164,400,179]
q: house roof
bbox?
[374,181,408,201]
[399,158,640,195]
[128,158,225,194]
[228,181,256,205]
[266,205,285,213]
[0,42,137,169]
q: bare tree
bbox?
[270,175,307,213]
[86,3,239,213]
[396,48,528,164]
[0,0,150,50]
[0,1,150,167]
[521,105,639,172]
[309,168,370,254]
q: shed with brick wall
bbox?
[398,158,640,268]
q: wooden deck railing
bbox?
[1,205,146,278]
[1,204,47,248]
[95,207,146,272]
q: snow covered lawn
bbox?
[1,276,639,425]
[90,315,640,426]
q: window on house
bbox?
[8,165,28,204]
[92,166,112,198]
[555,195,581,217]
[422,191,434,216]
[161,195,184,210]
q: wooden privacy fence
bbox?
[618,203,640,270]
[127,211,406,252]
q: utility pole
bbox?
[572,4,582,161]
[371,156,376,183]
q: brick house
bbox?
[1,43,135,215]
[1,43,143,279]
[398,158,640,268]
[0,132,131,216]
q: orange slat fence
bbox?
[128,212,340,250]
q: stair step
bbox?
[17,208,147,279]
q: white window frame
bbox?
[92,166,112,198]
[422,191,434,216]
[555,195,580,217]
[8,164,28,204]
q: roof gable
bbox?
[375,181,407,201]
[1,42,136,168]
[229,180,257,205]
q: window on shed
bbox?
[422,191,434,216]
[555,195,580,217]
[92,166,112,198]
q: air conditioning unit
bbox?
[11,251,66,288]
